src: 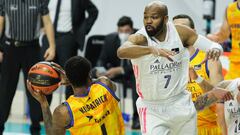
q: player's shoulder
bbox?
[54,104,69,117]
[175,24,197,46]
[128,34,147,45]
[52,103,71,127]
[175,24,194,35]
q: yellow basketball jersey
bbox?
[187,49,219,129]
[227,2,240,62]
[64,82,125,135]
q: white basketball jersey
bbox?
[224,78,240,135]
[131,22,189,100]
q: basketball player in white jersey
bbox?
[215,79,240,135]
[117,1,231,135]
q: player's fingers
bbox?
[207,50,213,59]
[211,50,218,61]
[44,51,49,59]
[214,50,221,61]
[159,49,174,61]
[162,49,175,56]
[166,55,173,62]
[26,80,32,91]
[224,92,233,101]
[51,63,65,75]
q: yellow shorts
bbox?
[198,126,222,135]
[225,61,240,80]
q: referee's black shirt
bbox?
[0,0,49,41]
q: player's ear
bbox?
[164,15,168,23]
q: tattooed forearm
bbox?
[198,80,214,92]
[194,93,217,111]
[41,102,53,135]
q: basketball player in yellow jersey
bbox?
[208,0,240,80]
[27,56,125,135]
[173,14,227,135]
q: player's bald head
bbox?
[145,1,168,16]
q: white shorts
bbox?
[136,91,197,135]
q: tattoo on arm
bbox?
[198,80,214,92]
[41,103,53,135]
[194,93,217,111]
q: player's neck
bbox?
[73,81,91,97]
[154,25,167,42]
[188,46,196,57]
[73,86,89,97]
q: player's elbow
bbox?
[117,47,126,59]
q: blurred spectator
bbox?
[97,16,140,129]
[41,0,98,99]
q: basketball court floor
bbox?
[3,72,141,135]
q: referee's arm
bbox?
[40,0,55,61]
[42,15,56,61]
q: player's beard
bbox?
[145,17,165,37]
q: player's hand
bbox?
[27,80,47,104]
[50,62,70,86]
[189,67,198,81]
[44,47,55,61]
[150,46,175,61]
[207,34,219,42]
[103,67,123,79]
[206,48,222,61]
[211,87,233,101]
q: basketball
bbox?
[28,61,61,95]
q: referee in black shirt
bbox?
[0,0,56,134]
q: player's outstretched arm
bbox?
[117,34,175,60]
[194,87,233,111]
[27,80,69,135]
[176,25,223,61]
[207,9,230,43]
[117,34,151,59]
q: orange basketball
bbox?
[28,61,61,95]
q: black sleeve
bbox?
[39,0,49,16]
[97,36,109,67]
[83,0,98,34]
[123,60,134,75]
[0,0,5,16]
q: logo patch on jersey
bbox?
[154,59,160,63]
[193,64,201,70]
[226,101,240,116]
[149,61,182,74]
[171,48,180,54]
